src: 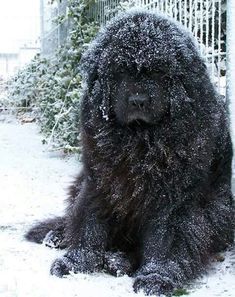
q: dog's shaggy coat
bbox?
[26,11,234,295]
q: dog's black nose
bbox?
[128,94,149,108]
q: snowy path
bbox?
[0,114,234,297]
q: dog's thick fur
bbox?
[26,12,234,295]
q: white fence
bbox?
[40,0,69,57]
[90,0,226,96]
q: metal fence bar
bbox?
[179,0,182,23]
[211,0,215,81]
[194,0,198,38]
[174,0,177,20]
[218,0,222,91]
[200,0,203,55]
[184,0,187,27]
[189,0,193,31]
[226,0,235,119]
[205,0,209,64]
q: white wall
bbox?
[0,54,19,79]
[0,46,40,79]
[18,47,40,68]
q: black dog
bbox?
[26,11,234,295]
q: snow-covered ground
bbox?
[0,113,234,297]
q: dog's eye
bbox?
[115,69,128,80]
[149,70,168,80]
[119,68,126,74]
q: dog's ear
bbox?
[170,64,218,122]
[174,41,213,100]
[80,48,100,89]
[181,63,216,105]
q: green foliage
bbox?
[7,54,48,109]
[7,0,99,152]
[173,288,190,296]
[35,47,82,149]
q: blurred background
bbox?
[0,0,40,79]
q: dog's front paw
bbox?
[133,273,174,296]
[104,251,133,276]
[43,230,65,249]
[50,249,104,277]
[50,256,73,277]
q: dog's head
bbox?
[81,11,212,128]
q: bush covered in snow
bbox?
[7,0,99,151]
[7,55,48,109]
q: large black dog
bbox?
[26,11,234,295]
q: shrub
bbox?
[7,0,99,152]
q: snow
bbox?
[0,113,144,297]
[0,113,234,297]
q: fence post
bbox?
[226,0,235,137]
[40,0,45,54]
